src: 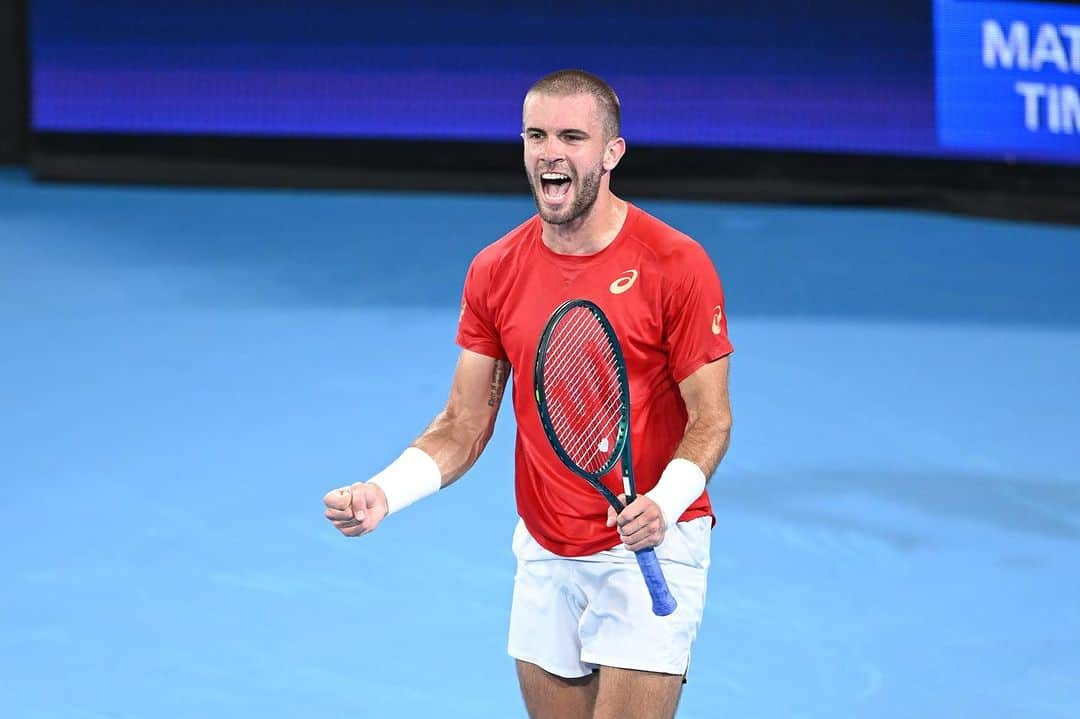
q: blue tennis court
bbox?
[2,167,1078,718]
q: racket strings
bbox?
[541,309,604,382]
[552,395,621,469]
[541,307,624,473]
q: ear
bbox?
[603,137,626,173]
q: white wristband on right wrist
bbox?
[644,458,707,529]
[367,446,442,515]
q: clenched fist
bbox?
[323,482,389,537]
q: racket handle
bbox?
[634,548,677,616]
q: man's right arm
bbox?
[324,349,510,536]
[414,348,510,487]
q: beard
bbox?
[528,159,605,226]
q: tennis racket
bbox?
[534,298,677,617]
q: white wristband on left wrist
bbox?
[644,458,707,529]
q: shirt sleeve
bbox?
[663,242,734,383]
[455,254,508,361]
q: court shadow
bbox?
[710,466,1080,549]
[4,170,1079,325]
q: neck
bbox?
[541,191,628,256]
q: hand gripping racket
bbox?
[534,299,677,616]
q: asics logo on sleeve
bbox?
[609,269,639,295]
[712,305,724,335]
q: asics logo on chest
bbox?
[609,269,639,295]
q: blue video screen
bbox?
[936,0,1080,162]
[28,0,1080,166]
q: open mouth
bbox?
[540,172,572,203]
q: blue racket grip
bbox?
[634,547,677,616]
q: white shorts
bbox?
[507,516,711,678]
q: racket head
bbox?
[534,299,631,504]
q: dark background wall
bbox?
[0,0,27,163]
[12,0,1080,223]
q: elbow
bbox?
[443,406,496,457]
[470,419,496,457]
[688,407,732,436]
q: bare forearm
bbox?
[671,416,731,480]
[412,411,495,487]
[412,357,509,487]
[633,414,730,539]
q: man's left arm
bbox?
[668,355,732,479]
[608,356,732,551]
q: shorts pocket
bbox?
[659,517,711,569]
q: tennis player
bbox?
[324,69,733,719]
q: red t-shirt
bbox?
[456,203,733,557]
